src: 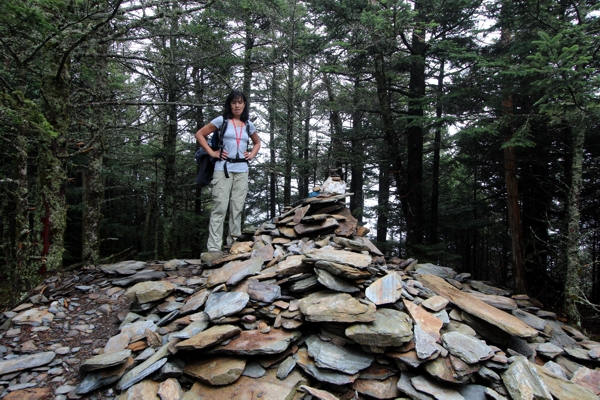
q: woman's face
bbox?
[231,97,245,118]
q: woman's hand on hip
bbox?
[212,149,228,160]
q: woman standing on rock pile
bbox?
[195,90,260,259]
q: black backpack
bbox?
[194,120,228,187]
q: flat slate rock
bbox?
[314,260,372,280]
[182,369,308,400]
[421,295,450,312]
[469,280,511,296]
[414,324,438,359]
[299,291,376,323]
[0,351,56,375]
[76,357,134,394]
[175,324,241,351]
[80,349,132,371]
[204,291,249,320]
[113,270,167,286]
[418,274,538,339]
[12,308,54,326]
[353,376,401,399]
[100,260,147,275]
[464,290,518,311]
[403,299,443,342]
[116,340,175,391]
[414,263,456,279]
[441,331,494,364]
[247,280,282,303]
[299,385,340,400]
[535,364,598,400]
[315,268,359,293]
[184,356,246,386]
[535,342,564,359]
[208,328,301,355]
[180,290,209,314]
[411,374,465,400]
[502,356,552,400]
[345,308,413,347]
[424,354,478,384]
[294,347,359,386]
[124,281,175,304]
[365,272,402,305]
[207,258,263,288]
[512,308,547,331]
[397,372,435,400]
[305,335,373,375]
[304,248,372,269]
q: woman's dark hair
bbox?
[223,90,249,122]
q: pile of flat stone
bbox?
[1,193,600,399]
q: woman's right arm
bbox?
[195,123,228,160]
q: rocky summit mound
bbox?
[1,193,599,400]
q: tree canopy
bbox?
[1,0,599,322]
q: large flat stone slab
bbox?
[184,356,246,386]
[207,258,263,287]
[345,308,413,347]
[299,291,376,323]
[464,290,518,311]
[175,324,241,351]
[0,352,55,375]
[365,272,403,305]
[204,291,249,320]
[441,331,494,364]
[417,274,538,339]
[535,364,597,400]
[304,248,372,269]
[116,340,177,391]
[12,308,54,326]
[207,328,301,355]
[80,349,132,371]
[502,356,552,400]
[295,347,359,386]
[76,357,134,395]
[124,281,176,304]
[403,299,443,342]
[305,335,373,374]
[181,369,307,400]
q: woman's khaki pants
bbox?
[207,170,248,251]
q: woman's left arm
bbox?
[244,131,261,161]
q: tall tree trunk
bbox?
[373,45,408,252]
[39,49,70,274]
[14,123,33,288]
[377,164,390,248]
[268,64,277,218]
[503,131,527,294]
[430,59,444,245]
[162,8,179,258]
[405,11,426,254]
[192,66,206,256]
[81,41,110,264]
[564,111,586,326]
[350,77,365,224]
[323,73,343,172]
[283,13,296,207]
[243,19,254,100]
[299,70,314,199]
[500,0,527,294]
[82,143,104,264]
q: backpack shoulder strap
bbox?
[218,119,227,146]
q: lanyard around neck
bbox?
[232,119,243,150]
